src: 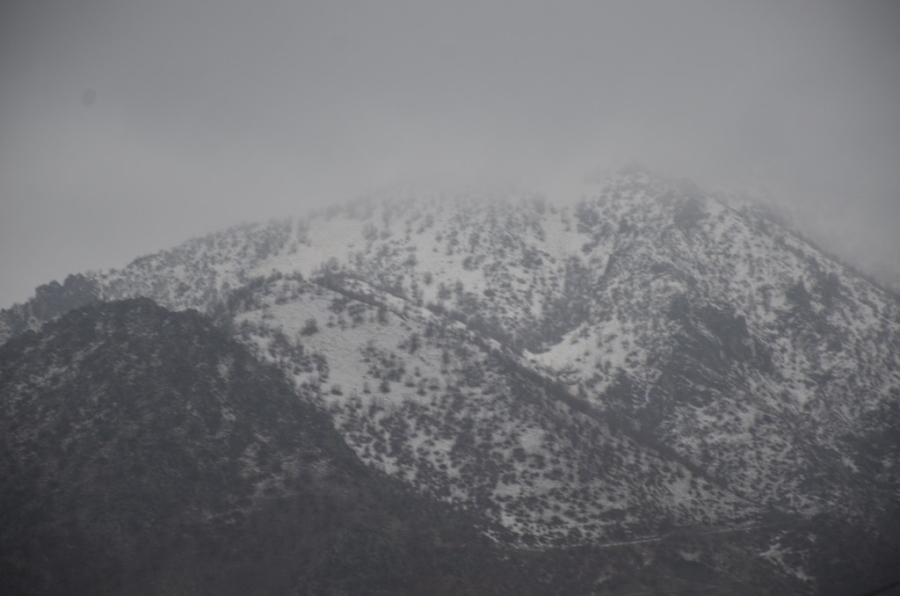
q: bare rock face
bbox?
[2,167,899,594]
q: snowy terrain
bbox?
[2,166,898,589]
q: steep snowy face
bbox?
[1,167,898,591]
[222,274,755,547]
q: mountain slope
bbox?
[225,272,757,546]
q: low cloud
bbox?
[2,0,899,304]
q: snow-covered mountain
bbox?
[3,166,898,593]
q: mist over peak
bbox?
[2,0,899,304]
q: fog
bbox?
[2,0,899,306]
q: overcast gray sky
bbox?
[2,0,899,306]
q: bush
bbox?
[300,318,319,335]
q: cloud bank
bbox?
[2,0,899,305]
